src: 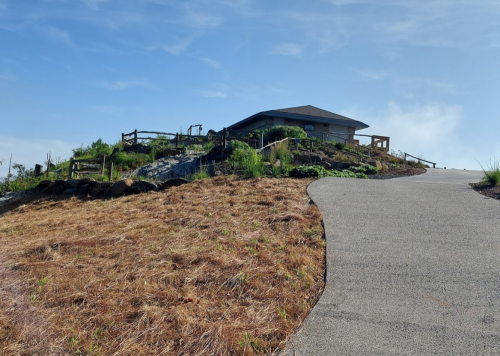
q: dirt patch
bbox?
[469,183,500,201]
[0,176,325,355]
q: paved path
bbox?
[283,169,500,355]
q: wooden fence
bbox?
[404,152,436,168]
[69,155,113,180]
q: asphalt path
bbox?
[282,169,500,355]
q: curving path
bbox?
[282,169,500,355]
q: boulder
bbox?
[107,179,134,197]
[90,182,113,196]
[162,178,189,189]
[75,184,91,195]
[310,155,322,163]
[348,162,366,168]
[65,180,80,188]
[320,161,332,169]
[163,148,182,157]
[366,159,383,170]
[37,180,52,189]
[335,162,350,170]
[130,180,158,194]
[53,186,65,195]
[63,188,76,195]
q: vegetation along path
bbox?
[283,168,500,355]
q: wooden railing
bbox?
[404,152,436,168]
[69,155,113,180]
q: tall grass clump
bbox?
[479,158,500,186]
[229,141,264,178]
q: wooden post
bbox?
[433,163,436,168]
[310,139,313,152]
[222,128,227,148]
[100,155,106,176]
[109,162,113,181]
[260,129,264,149]
[175,133,179,148]
[404,153,407,164]
[122,133,125,144]
[69,158,74,179]
[35,164,43,177]
[134,129,138,145]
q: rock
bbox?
[367,159,383,170]
[335,162,350,170]
[75,184,91,195]
[163,148,182,156]
[162,178,189,189]
[37,180,52,188]
[55,180,66,186]
[310,155,322,163]
[65,180,80,188]
[274,159,281,167]
[320,161,332,169]
[107,179,134,197]
[90,182,113,196]
[348,162,366,168]
[130,181,158,194]
[63,188,76,195]
[53,186,64,195]
[78,178,95,186]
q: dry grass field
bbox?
[0,176,325,355]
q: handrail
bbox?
[404,152,436,168]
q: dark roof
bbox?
[228,105,369,131]
[273,105,356,122]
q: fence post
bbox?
[404,153,407,164]
[260,129,264,149]
[310,139,313,152]
[35,164,43,177]
[69,158,74,179]
[109,162,113,181]
[222,128,227,148]
[134,129,138,145]
[175,133,179,148]
[100,155,106,176]
[122,133,125,144]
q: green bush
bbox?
[479,158,500,186]
[335,142,345,150]
[229,143,264,178]
[348,164,379,175]
[290,165,366,179]
[264,126,307,143]
[73,138,112,158]
[111,152,152,171]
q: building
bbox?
[227,105,369,143]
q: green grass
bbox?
[479,158,500,186]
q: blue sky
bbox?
[1,0,499,177]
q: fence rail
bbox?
[69,155,113,180]
[404,152,436,168]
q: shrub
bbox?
[111,152,151,171]
[334,142,345,150]
[479,158,500,186]
[290,165,366,179]
[264,126,307,143]
[73,138,112,158]
[348,164,379,175]
[229,142,264,178]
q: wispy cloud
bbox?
[95,80,154,90]
[198,90,226,98]
[355,69,388,80]
[200,57,220,69]
[271,43,303,57]
[82,0,107,10]
[45,26,74,46]
[345,101,469,168]
[148,36,197,55]
[0,72,16,81]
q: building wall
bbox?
[233,117,355,143]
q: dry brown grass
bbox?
[0,176,325,356]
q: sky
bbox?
[1,0,499,177]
